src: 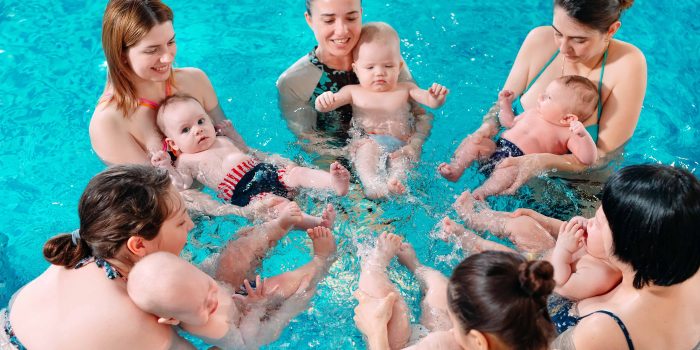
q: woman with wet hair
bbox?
[440,0,646,195]
[277,0,433,159]
[354,248,556,350]
[3,165,196,349]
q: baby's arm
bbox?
[408,83,449,109]
[150,151,194,190]
[567,121,598,165]
[497,90,517,128]
[314,86,354,113]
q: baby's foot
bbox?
[370,232,403,267]
[396,242,420,273]
[439,217,469,241]
[319,204,337,229]
[453,191,477,219]
[277,202,304,230]
[438,162,464,182]
[307,226,337,260]
[387,178,406,195]
[329,162,350,196]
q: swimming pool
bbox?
[0,0,698,348]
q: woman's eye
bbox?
[145,49,157,54]
[168,40,176,46]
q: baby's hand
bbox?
[428,83,449,101]
[569,120,587,137]
[390,144,419,162]
[233,275,281,305]
[315,91,336,112]
[215,120,234,136]
[556,218,586,254]
[498,89,515,104]
[150,150,172,169]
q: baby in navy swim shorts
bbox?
[439,75,599,199]
[315,22,449,199]
[127,226,337,350]
[151,94,350,229]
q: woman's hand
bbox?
[353,290,397,338]
[492,153,545,194]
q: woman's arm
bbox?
[89,109,153,165]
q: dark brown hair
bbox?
[102,0,175,116]
[555,0,634,32]
[43,165,176,267]
[447,251,555,350]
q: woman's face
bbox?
[585,206,614,259]
[552,6,609,64]
[126,21,177,82]
[305,0,362,58]
[148,187,192,255]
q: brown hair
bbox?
[155,93,202,133]
[43,165,177,268]
[557,75,599,119]
[305,0,363,15]
[447,251,555,350]
[102,0,175,116]
[555,0,634,32]
[352,22,400,60]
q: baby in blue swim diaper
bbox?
[315,22,449,199]
[439,75,598,199]
[127,226,337,350]
[151,94,351,229]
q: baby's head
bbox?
[156,94,217,154]
[127,252,220,327]
[352,22,403,92]
[447,251,555,350]
[538,75,599,124]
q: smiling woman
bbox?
[89,0,247,166]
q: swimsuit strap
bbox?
[522,50,560,95]
[165,80,172,97]
[595,48,608,122]
[3,309,27,350]
[580,310,634,350]
[74,256,124,280]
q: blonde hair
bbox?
[352,22,400,60]
[557,75,599,120]
[102,0,175,116]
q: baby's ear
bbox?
[562,113,579,124]
[165,138,179,152]
[351,62,357,72]
[157,317,181,326]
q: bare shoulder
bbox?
[609,40,647,72]
[572,312,629,349]
[174,67,210,86]
[523,26,557,48]
[90,103,125,135]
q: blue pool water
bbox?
[1,0,698,348]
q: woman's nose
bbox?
[161,51,174,63]
[335,20,348,35]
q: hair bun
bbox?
[619,0,634,11]
[518,260,555,297]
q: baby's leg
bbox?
[282,161,350,196]
[216,202,304,287]
[266,199,337,231]
[438,134,497,182]
[387,155,409,195]
[439,217,515,254]
[358,233,412,349]
[396,243,452,332]
[472,165,519,199]
[264,226,337,298]
[352,138,389,199]
[453,192,555,252]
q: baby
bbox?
[439,75,598,199]
[151,94,350,229]
[315,22,449,199]
[127,226,337,350]
[443,191,621,301]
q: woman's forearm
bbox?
[365,328,391,350]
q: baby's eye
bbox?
[198,118,205,125]
[182,127,190,133]
[385,65,394,68]
[367,66,374,69]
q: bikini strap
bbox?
[522,50,560,95]
[580,310,634,350]
[595,48,608,122]
[74,256,124,280]
[165,80,172,97]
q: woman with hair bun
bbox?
[440,0,646,196]
[354,233,555,350]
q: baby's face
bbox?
[163,100,217,154]
[536,80,576,124]
[584,206,613,259]
[172,270,221,326]
[353,41,402,92]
